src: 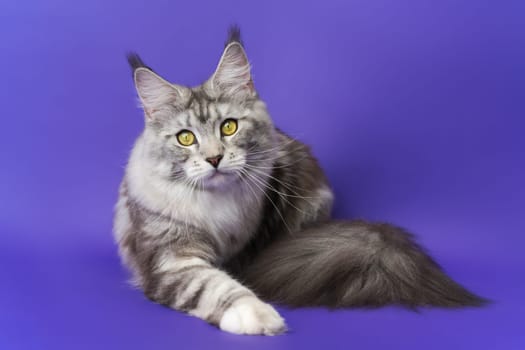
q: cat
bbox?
[113,26,486,336]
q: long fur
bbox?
[240,220,487,308]
[114,25,486,336]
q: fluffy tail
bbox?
[241,220,487,308]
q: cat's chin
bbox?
[199,170,239,191]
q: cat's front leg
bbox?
[147,255,286,335]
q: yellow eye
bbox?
[176,130,196,146]
[221,119,238,136]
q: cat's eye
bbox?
[221,119,238,136]
[176,130,196,146]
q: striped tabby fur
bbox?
[114,26,486,336]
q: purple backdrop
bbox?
[1,0,524,349]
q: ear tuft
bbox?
[225,25,243,47]
[210,26,254,98]
[126,52,153,77]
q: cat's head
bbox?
[129,26,276,191]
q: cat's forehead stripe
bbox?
[188,96,220,124]
[182,98,232,126]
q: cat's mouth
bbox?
[208,169,225,179]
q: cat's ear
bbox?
[208,27,255,98]
[127,53,188,118]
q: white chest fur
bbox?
[126,140,264,257]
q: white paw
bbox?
[219,296,287,335]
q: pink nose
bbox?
[206,155,223,168]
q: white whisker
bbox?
[242,170,311,217]
[239,168,294,234]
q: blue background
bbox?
[1,0,524,349]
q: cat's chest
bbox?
[164,184,263,255]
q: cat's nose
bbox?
[206,155,223,168]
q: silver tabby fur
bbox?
[114,26,486,336]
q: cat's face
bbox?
[144,95,275,190]
[131,41,275,190]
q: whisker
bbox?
[243,165,320,199]
[239,168,294,235]
[245,137,299,157]
[246,154,312,170]
[246,146,309,168]
[242,170,312,217]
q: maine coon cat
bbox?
[113,26,485,335]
